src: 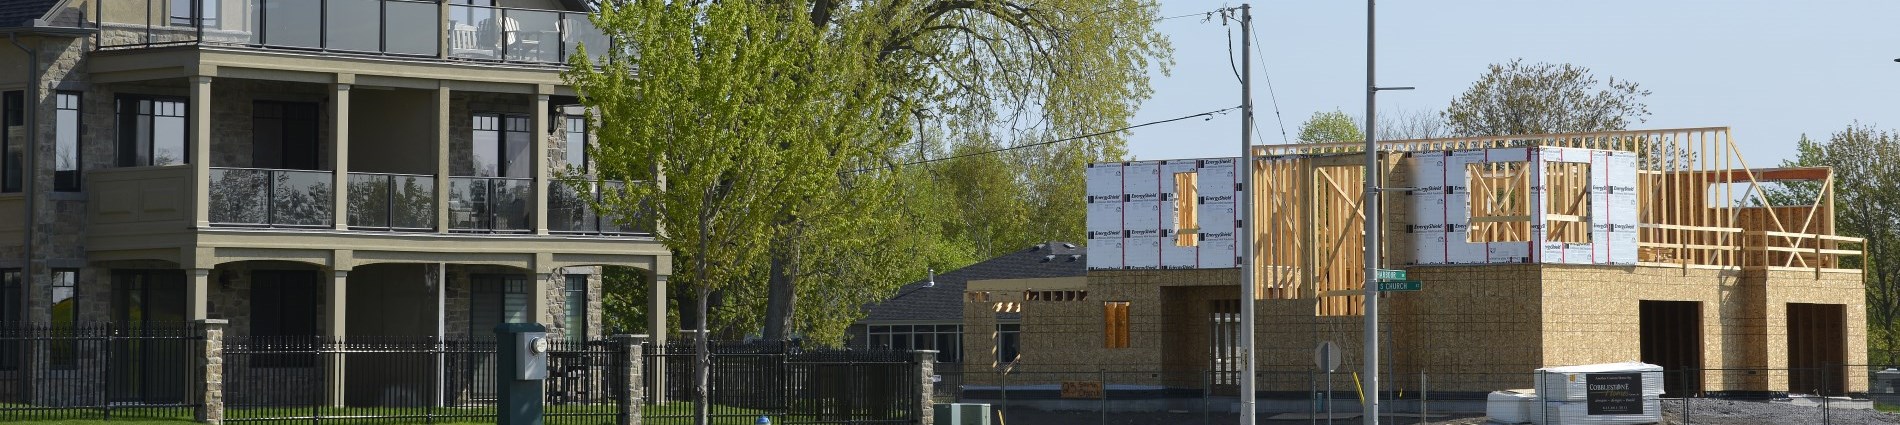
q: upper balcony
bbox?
[85,0,609,67]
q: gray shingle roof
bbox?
[858,241,1086,323]
[0,0,58,28]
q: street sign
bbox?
[1377,280,1422,292]
[1376,268,1406,281]
[1315,341,1342,373]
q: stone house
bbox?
[0,0,669,404]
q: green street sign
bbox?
[1376,269,1406,281]
[1377,280,1422,292]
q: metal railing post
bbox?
[319,0,329,50]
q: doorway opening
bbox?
[1639,300,1702,397]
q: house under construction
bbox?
[960,127,1865,398]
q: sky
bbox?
[1124,0,1900,167]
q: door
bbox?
[1788,303,1846,395]
[110,270,188,403]
[469,274,529,399]
[1639,300,1703,397]
[252,101,320,170]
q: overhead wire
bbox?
[856,106,1241,173]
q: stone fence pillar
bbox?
[913,350,937,425]
[196,319,228,425]
[615,334,645,425]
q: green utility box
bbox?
[933,403,991,425]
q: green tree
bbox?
[565,1,901,422]
[1443,59,1650,137]
[1769,124,1900,364]
[1297,110,1365,144]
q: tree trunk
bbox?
[763,243,797,341]
[694,283,711,425]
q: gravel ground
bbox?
[983,400,1900,424]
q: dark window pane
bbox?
[2,91,22,192]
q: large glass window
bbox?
[564,115,587,171]
[2,91,21,192]
[117,96,189,167]
[51,269,77,369]
[563,274,586,341]
[0,269,19,370]
[471,114,531,177]
[864,324,962,363]
[470,275,530,340]
[55,92,80,191]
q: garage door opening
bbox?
[1788,303,1846,395]
[1640,300,1703,397]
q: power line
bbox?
[1250,21,1292,145]
[1153,9,1223,23]
[857,106,1241,173]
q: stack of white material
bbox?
[1485,389,1536,424]
[1528,362,1664,425]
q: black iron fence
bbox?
[0,322,201,422]
[643,341,921,425]
[224,336,626,424]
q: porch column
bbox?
[332,79,352,230]
[190,75,213,228]
[532,92,551,235]
[648,273,667,403]
[326,269,348,406]
[188,269,211,321]
[435,85,452,234]
[531,272,553,326]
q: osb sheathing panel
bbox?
[1761,269,1868,392]
[1537,266,1767,390]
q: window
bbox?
[471,275,530,340]
[866,324,962,363]
[50,269,76,369]
[1466,161,1531,242]
[0,270,18,370]
[563,274,587,341]
[564,115,587,171]
[2,91,21,192]
[1103,301,1130,349]
[117,96,189,167]
[54,92,80,191]
[170,0,220,26]
[995,322,1019,364]
[1546,161,1592,243]
[1174,172,1199,246]
[250,271,320,337]
[471,114,530,177]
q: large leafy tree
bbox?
[1297,110,1364,144]
[1770,124,1900,364]
[565,1,903,422]
[1443,59,1650,137]
[753,0,1171,341]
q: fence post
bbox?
[614,334,644,425]
[196,319,228,425]
[912,350,936,425]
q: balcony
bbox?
[447,176,532,233]
[208,167,333,228]
[549,180,649,236]
[93,0,610,66]
[347,172,436,231]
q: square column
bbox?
[532,93,550,235]
[435,85,451,234]
[188,269,211,321]
[648,273,667,403]
[332,81,352,230]
[190,76,213,228]
[325,269,348,406]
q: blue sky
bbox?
[1124,1,1900,166]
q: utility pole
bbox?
[1362,1,1412,423]
[1236,4,1258,425]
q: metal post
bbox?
[1236,4,1258,424]
[1419,372,1427,425]
[1326,371,1334,423]
[1100,368,1108,425]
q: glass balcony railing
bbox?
[347,172,436,231]
[96,0,610,65]
[448,176,532,233]
[209,167,333,227]
[549,180,650,235]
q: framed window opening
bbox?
[563,115,587,171]
[55,92,81,191]
[51,269,79,369]
[562,274,587,341]
[2,90,21,192]
[116,95,190,167]
[1546,161,1593,243]
[1466,161,1531,243]
[1103,301,1131,348]
[995,322,1020,364]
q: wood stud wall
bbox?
[1245,127,1863,317]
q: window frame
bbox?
[562,274,588,341]
[563,114,588,171]
[470,113,531,178]
[1103,301,1131,349]
[2,90,21,192]
[49,269,77,370]
[54,92,81,192]
[116,95,191,167]
[995,322,1020,364]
